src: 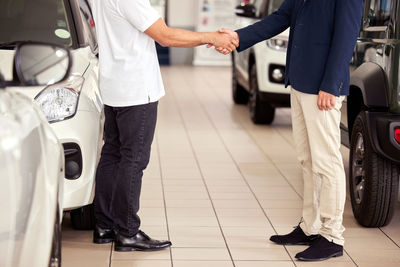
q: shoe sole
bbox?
[93,238,114,244]
[270,241,314,246]
[296,251,343,261]
[114,245,171,252]
[279,242,313,246]
[270,236,319,246]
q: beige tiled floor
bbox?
[62,66,400,267]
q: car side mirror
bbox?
[13,42,72,86]
[235,4,257,18]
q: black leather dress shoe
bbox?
[114,230,172,252]
[270,226,319,245]
[93,225,115,244]
[295,236,343,261]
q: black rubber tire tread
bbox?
[70,204,95,230]
[232,56,248,104]
[249,64,275,125]
[349,111,399,227]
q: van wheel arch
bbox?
[347,86,365,137]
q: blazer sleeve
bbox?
[236,0,294,52]
[319,0,363,96]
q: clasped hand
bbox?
[207,28,239,55]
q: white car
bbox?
[0,0,104,229]
[232,0,289,124]
[0,42,72,267]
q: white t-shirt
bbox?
[91,0,165,107]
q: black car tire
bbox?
[49,204,62,267]
[70,203,95,230]
[232,55,248,104]
[249,64,275,124]
[349,111,399,227]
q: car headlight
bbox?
[35,75,84,123]
[266,38,288,51]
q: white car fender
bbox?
[0,90,63,267]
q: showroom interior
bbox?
[1,0,400,267]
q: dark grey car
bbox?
[341,0,400,227]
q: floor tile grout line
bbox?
[108,242,114,267]
[180,67,297,266]
[344,249,358,266]
[155,137,174,267]
[167,73,237,267]
[196,66,359,266]
[378,228,400,249]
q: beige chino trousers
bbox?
[291,88,346,246]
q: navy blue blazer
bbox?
[236,0,363,96]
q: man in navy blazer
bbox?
[218,0,363,261]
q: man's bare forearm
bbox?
[159,28,217,48]
[145,18,238,52]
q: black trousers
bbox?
[94,102,158,236]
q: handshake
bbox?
[207,28,239,55]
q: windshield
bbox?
[0,0,72,48]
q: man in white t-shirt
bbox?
[91,0,238,252]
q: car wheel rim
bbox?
[352,132,365,205]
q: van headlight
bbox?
[266,38,288,51]
[35,75,84,123]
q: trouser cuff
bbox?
[320,233,345,246]
[300,222,319,236]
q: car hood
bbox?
[0,48,90,99]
